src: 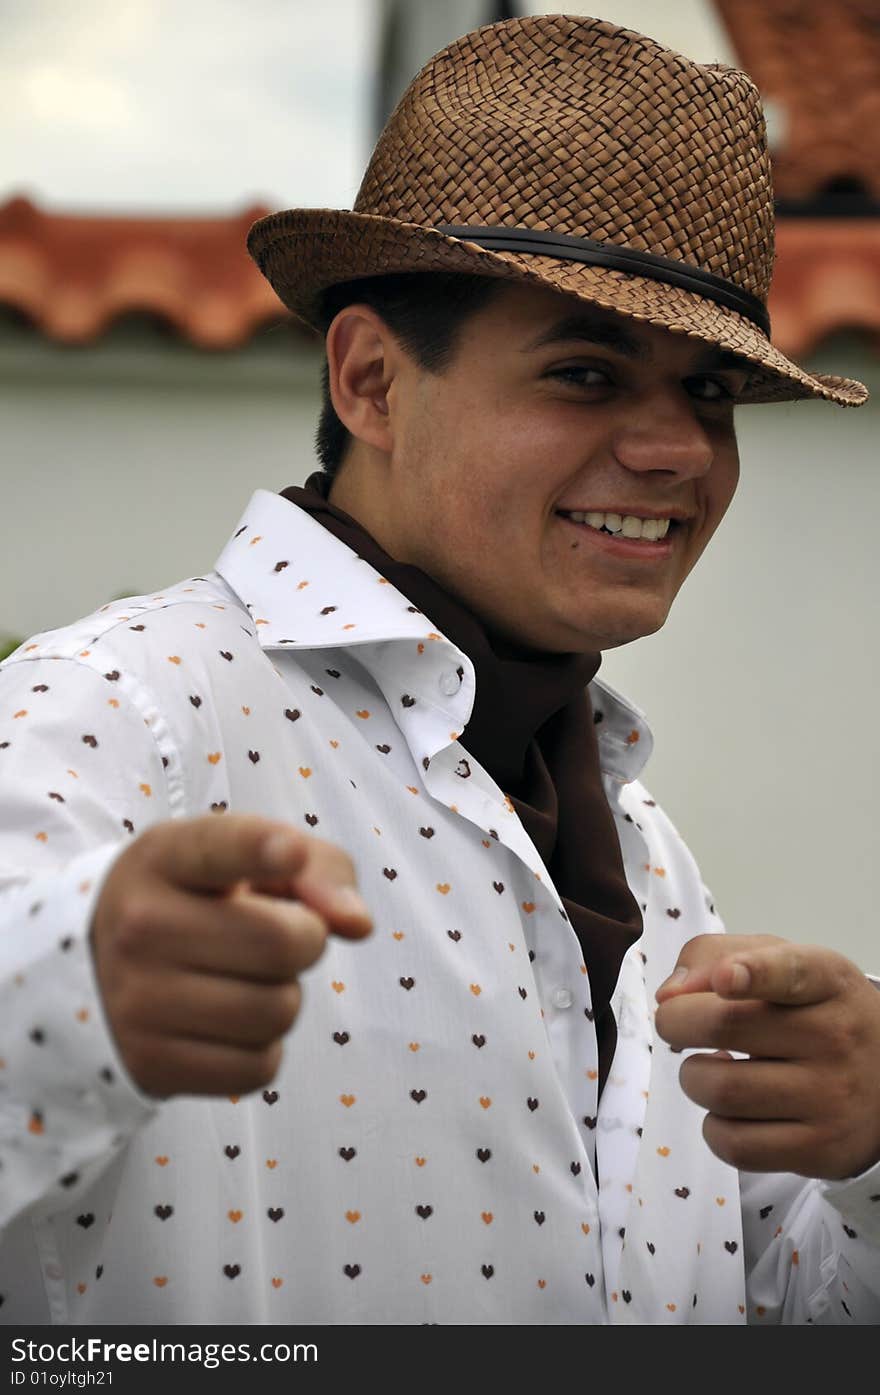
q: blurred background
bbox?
[1,0,878,967]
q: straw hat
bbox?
[248,13,867,407]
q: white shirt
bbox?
[1,487,878,1326]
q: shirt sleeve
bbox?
[741,1162,880,1324]
[0,655,165,1229]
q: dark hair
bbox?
[314,272,503,478]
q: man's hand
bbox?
[654,934,880,1180]
[90,814,373,1100]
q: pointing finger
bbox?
[145,814,311,893]
[655,933,785,1003]
[258,835,374,940]
[709,944,854,1006]
[292,867,373,940]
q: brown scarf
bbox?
[280,474,644,1095]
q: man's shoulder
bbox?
[0,574,259,690]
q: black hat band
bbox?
[435,224,771,336]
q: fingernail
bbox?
[728,962,750,994]
[333,886,371,919]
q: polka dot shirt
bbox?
[1,488,878,1325]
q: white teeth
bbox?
[561,511,674,540]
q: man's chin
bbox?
[573,608,671,653]
[485,600,671,655]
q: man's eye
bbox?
[685,376,735,401]
[549,366,610,387]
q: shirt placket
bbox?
[389,665,604,1191]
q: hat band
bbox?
[435,224,771,336]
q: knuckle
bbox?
[279,981,303,1031]
[259,912,326,977]
[712,999,748,1047]
[812,1115,840,1156]
[682,933,715,962]
[187,823,223,882]
[109,976,145,1031]
[132,819,173,872]
[828,951,860,995]
[810,1136,852,1181]
[313,836,357,884]
[707,1068,741,1115]
[186,813,251,880]
[680,1056,736,1113]
[121,1035,159,1093]
[337,849,359,884]
[245,1042,283,1092]
[784,949,812,999]
[113,894,156,954]
[822,1006,858,1059]
[112,972,173,1044]
[702,1115,743,1169]
[289,905,328,956]
[676,1057,700,1102]
[652,1003,675,1043]
[261,983,302,1038]
[689,933,716,952]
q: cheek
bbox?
[703,439,740,521]
[683,462,739,573]
[713,453,741,524]
[403,388,571,542]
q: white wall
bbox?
[0,320,323,640]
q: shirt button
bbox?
[439,669,461,696]
[45,1263,64,1280]
[551,987,573,1010]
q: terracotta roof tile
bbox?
[714,0,880,200]
[772,219,880,355]
[0,195,299,348]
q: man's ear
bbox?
[325,306,400,455]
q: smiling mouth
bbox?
[555,509,683,543]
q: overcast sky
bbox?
[0,0,379,215]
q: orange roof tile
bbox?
[0,195,878,360]
[0,194,298,349]
[714,0,880,201]
[772,220,880,356]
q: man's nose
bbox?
[610,394,714,478]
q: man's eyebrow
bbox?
[690,345,753,376]
[523,314,650,361]
[523,313,752,375]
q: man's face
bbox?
[338,282,745,653]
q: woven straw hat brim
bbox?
[249,208,868,408]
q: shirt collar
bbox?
[214,488,653,784]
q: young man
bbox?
[1,14,878,1325]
